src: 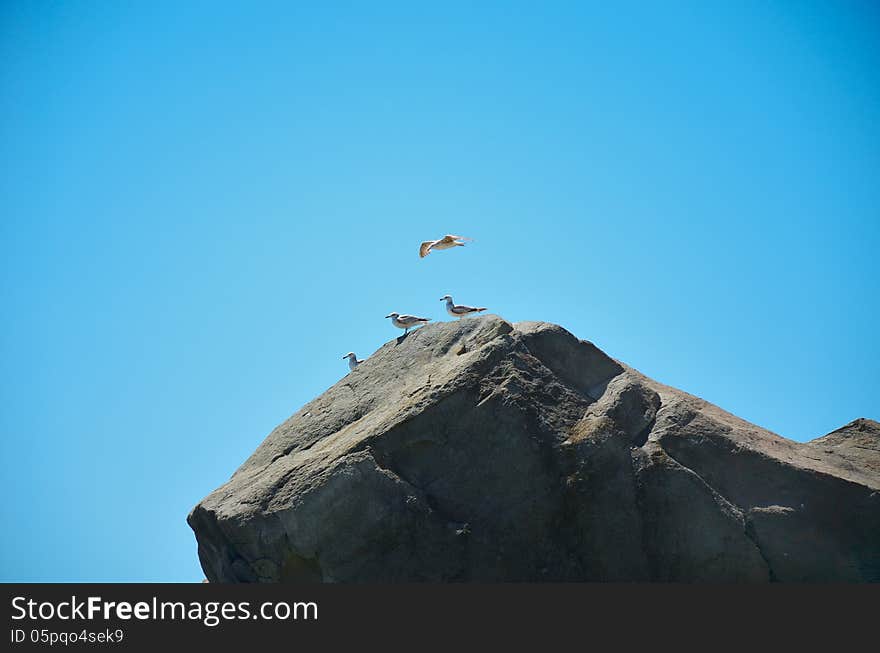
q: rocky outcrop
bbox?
[187,316,880,582]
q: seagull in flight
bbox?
[440,295,487,319]
[419,234,472,258]
[342,352,364,371]
[385,312,431,334]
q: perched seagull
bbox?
[440,294,487,319]
[385,312,431,334]
[419,234,472,258]
[342,352,364,371]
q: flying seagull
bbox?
[385,312,431,334]
[419,234,472,258]
[440,294,487,319]
[342,352,364,371]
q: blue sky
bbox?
[1,1,878,582]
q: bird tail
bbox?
[475,307,487,312]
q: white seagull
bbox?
[385,312,431,334]
[440,294,487,319]
[419,234,472,258]
[342,352,364,371]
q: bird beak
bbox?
[385,314,392,318]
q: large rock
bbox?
[187,316,880,582]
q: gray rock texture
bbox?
[188,316,880,582]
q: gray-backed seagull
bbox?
[419,234,472,258]
[440,294,487,319]
[342,352,364,371]
[385,312,431,334]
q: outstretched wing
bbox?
[419,240,435,258]
[444,234,473,242]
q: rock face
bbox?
[188,317,880,582]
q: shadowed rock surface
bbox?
[188,317,880,582]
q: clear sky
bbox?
[1,1,878,582]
